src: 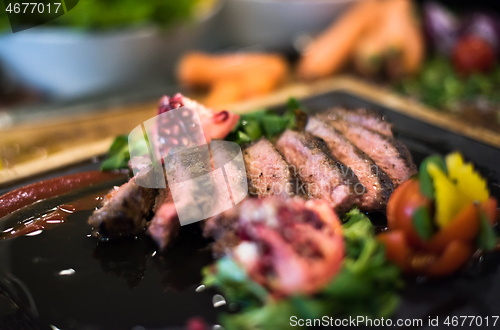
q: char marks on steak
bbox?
[276,129,363,212]
[243,138,294,198]
[306,116,393,210]
[325,107,393,137]
[88,167,165,239]
[325,119,417,186]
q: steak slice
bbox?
[243,138,294,198]
[147,201,180,250]
[306,116,393,210]
[88,167,165,239]
[324,107,393,137]
[325,119,417,186]
[276,129,364,211]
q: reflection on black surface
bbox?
[152,224,213,293]
[91,223,214,291]
[92,236,155,288]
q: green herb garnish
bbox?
[477,211,498,251]
[419,154,447,199]
[224,97,305,146]
[412,206,434,241]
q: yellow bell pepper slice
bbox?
[428,152,490,228]
[446,152,489,203]
[427,163,466,228]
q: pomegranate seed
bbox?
[214,110,229,123]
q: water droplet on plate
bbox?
[212,294,226,308]
[25,229,43,236]
[58,268,76,276]
[213,325,224,330]
[195,284,205,292]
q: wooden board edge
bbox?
[0,137,114,187]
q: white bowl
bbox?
[221,0,360,51]
[0,4,222,100]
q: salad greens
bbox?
[100,134,148,171]
[225,98,302,146]
[202,208,402,330]
[395,57,500,112]
[0,0,201,31]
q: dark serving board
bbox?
[1,91,499,330]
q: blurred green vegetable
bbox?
[203,208,402,330]
[395,57,500,112]
[225,97,303,146]
[101,134,149,171]
[0,0,202,31]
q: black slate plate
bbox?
[1,91,499,330]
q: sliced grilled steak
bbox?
[211,140,248,204]
[164,144,228,226]
[147,201,180,250]
[324,107,393,136]
[306,116,393,210]
[325,120,417,186]
[88,167,166,239]
[243,138,294,198]
[276,129,364,211]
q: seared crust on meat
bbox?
[324,107,393,137]
[243,138,294,198]
[89,166,167,239]
[88,178,158,239]
[276,129,363,212]
[306,116,393,210]
[323,118,417,186]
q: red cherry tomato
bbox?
[381,178,498,277]
[481,197,498,225]
[452,35,496,75]
[423,203,480,254]
[378,230,410,271]
[386,179,432,248]
[426,241,472,277]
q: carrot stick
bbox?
[297,0,383,80]
[401,9,425,75]
[205,78,243,107]
[382,0,424,78]
[177,52,288,88]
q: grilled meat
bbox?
[325,119,417,186]
[276,129,364,211]
[324,107,393,137]
[147,201,180,250]
[88,167,166,239]
[306,116,393,210]
[243,138,294,198]
[211,140,248,205]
